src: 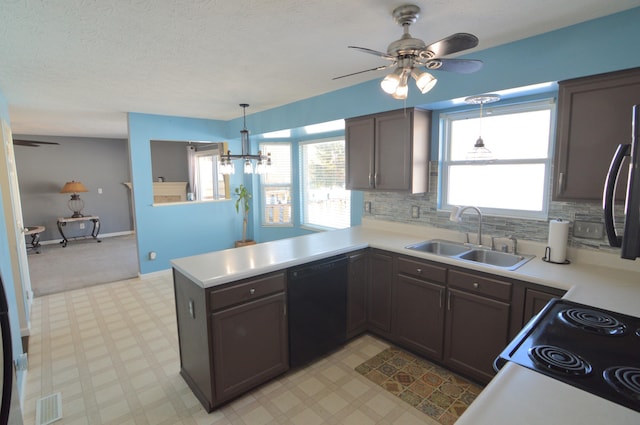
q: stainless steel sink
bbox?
[405,239,471,256]
[457,249,534,270]
[405,239,534,270]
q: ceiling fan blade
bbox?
[348,46,395,60]
[422,33,479,59]
[13,139,60,147]
[424,58,483,74]
[332,64,395,80]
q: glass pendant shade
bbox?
[381,72,401,94]
[413,70,437,94]
[392,84,408,100]
[466,137,493,160]
[464,94,500,161]
[243,159,253,174]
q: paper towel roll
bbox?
[547,219,569,263]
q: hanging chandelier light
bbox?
[464,94,500,160]
[219,103,272,175]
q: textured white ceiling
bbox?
[0,0,638,138]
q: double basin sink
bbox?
[405,239,534,271]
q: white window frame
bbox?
[299,137,350,230]
[439,99,556,220]
[260,142,293,227]
[193,149,225,201]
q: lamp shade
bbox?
[60,181,89,194]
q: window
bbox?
[260,142,292,226]
[440,100,555,219]
[187,143,228,201]
[194,150,226,200]
[299,138,350,229]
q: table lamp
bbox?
[60,181,89,217]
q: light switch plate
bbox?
[573,220,604,239]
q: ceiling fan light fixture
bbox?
[381,69,403,94]
[412,69,437,94]
[392,84,408,100]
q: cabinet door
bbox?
[346,116,375,190]
[394,274,445,359]
[523,288,561,325]
[347,251,368,338]
[554,67,640,201]
[211,292,288,404]
[375,110,412,191]
[444,289,510,383]
[368,250,394,334]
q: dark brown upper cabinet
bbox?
[346,108,431,193]
[554,67,640,201]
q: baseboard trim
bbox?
[40,230,135,246]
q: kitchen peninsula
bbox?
[171,219,640,424]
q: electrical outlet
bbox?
[79,223,85,230]
[411,205,420,219]
[364,201,371,213]
[573,220,604,239]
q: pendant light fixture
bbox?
[464,94,500,160]
[219,104,272,175]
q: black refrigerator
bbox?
[604,104,640,259]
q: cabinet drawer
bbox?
[397,257,446,283]
[210,272,285,311]
[448,270,511,302]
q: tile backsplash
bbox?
[362,162,622,254]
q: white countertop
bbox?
[170,219,640,424]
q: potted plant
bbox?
[234,184,256,247]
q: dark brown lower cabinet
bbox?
[393,257,446,359]
[367,249,394,336]
[211,292,288,404]
[347,250,368,338]
[444,270,512,384]
[174,269,288,412]
[523,287,566,325]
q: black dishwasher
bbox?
[287,255,348,368]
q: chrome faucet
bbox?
[450,206,483,247]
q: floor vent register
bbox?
[35,392,62,425]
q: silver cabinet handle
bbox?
[447,292,451,311]
[249,288,256,295]
[368,173,374,188]
[374,172,379,187]
[439,289,444,308]
[473,282,479,289]
[416,268,422,274]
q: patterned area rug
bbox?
[356,347,484,424]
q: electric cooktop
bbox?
[495,299,640,413]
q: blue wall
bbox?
[128,113,250,274]
[128,7,640,273]
[0,91,26,398]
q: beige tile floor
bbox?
[24,272,441,425]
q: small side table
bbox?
[57,216,101,247]
[25,225,45,253]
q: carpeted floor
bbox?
[356,346,484,425]
[27,234,138,297]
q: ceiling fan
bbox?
[334,4,483,99]
[13,139,59,147]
